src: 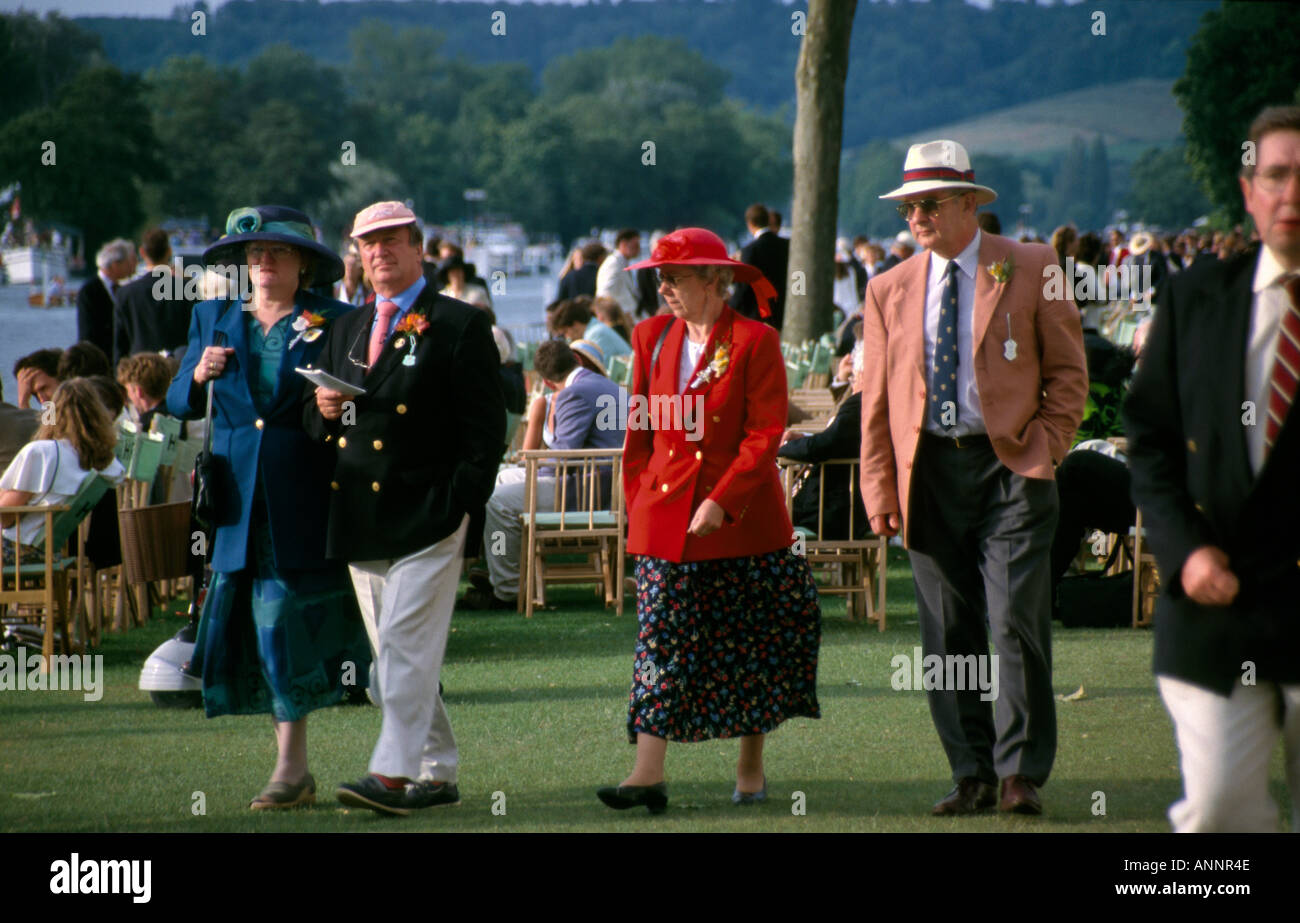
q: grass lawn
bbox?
[1,550,1291,833]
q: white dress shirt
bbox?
[1244,245,1295,475]
[923,230,986,437]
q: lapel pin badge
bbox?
[1003,313,1017,361]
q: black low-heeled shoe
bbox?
[597,782,668,815]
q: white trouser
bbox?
[350,515,468,782]
[1158,675,1300,832]
[483,467,555,599]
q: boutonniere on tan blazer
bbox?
[987,257,1014,285]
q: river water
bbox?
[0,271,557,402]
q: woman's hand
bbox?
[688,498,726,536]
[194,346,236,384]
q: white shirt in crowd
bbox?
[596,250,638,315]
[0,439,125,544]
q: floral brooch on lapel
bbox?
[689,337,732,390]
[393,312,430,366]
[288,310,327,348]
[986,257,1014,285]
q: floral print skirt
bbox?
[627,548,822,743]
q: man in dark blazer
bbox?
[112,228,193,364]
[77,238,134,358]
[556,241,604,301]
[729,203,789,331]
[780,347,866,541]
[309,201,505,817]
[1123,105,1300,832]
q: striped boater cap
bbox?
[878,140,997,205]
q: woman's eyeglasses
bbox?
[246,244,297,262]
[896,193,963,220]
[656,270,698,288]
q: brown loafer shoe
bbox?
[998,775,1042,815]
[931,777,997,816]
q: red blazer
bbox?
[623,306,793,563]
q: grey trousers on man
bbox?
[906,433,1059,787]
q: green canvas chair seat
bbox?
[532,511,618,528]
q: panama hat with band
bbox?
[879,140,997,206]
[1129,231,1155,256]
[627,227,778,318]
[203,204,343,286]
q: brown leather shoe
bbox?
[931,778,997,816]
[998,775,1043,815]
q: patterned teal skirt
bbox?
[191,518,371,722]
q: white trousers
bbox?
[1158,675,1300,832]
[483,467,555,599]
[350,515,468,783]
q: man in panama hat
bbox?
[859,140,1088,816]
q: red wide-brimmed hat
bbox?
[627,227,777,318]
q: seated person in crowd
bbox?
[57,341,112,382]
[461,339,626,610]
[590,296,634,346]
[0,378,125,565]
[779,343,868,541]
[552,295,631,361]
[13,349,62,410]
[0,376,39,473]
[116,352,176,433]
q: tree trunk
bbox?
[786,0,857,344]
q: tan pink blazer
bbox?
[859,233,1087,545]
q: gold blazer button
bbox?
[330,481,339,490]
[1186,439,1197,452]
[661,483,669,492]
[396,403,408,414]
[695,451,702,460]
[338,436,347,448]
[373,440,383,451]
[254,419,264,430]
[371,481,381,492]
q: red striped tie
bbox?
[1264,275,1300,455]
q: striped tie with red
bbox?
[1263,275,1300,455]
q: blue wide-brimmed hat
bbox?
[203,204,344,286]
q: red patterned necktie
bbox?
[1263,275,1300,455]
[368,300,398,367]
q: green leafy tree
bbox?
[1086,135,1110,229]
[839,140,906,238]
[0,64,163,255]
[1174,0,1300,222]
[0,12,104,124]
[1126,145,1210,229]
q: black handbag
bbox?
[191,332,228,531]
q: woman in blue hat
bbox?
[167,205,371,810]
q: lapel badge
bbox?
[393,337,406,350]
[402,353,417,367]
[1003,313,1017,360]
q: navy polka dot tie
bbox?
[931,261,959,429]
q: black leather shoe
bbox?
[337,775,410,817]
[931,777,997,816]
[597,782,668,814]
[458,587,514,611]
[405,780,460,810]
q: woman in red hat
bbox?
[597,228,821,814]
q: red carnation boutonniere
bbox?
[393,312,430,366]
[288,310,327,348]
